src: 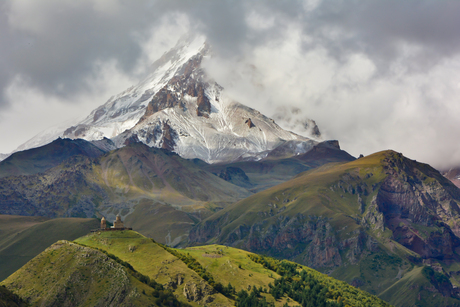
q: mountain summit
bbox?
[16,34,321,164]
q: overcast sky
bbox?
[1,0,460,169]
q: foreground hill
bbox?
[190,150,460,306]
[0,215,99,281]
[2,240,166,306]
[1,230,390,306]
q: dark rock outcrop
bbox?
[140,53,212,122]
[245,118,255,128]
[160,121,178,151]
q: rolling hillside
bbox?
[190,150,460,306]
[1,230,391,306]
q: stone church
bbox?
[99,214,132,231]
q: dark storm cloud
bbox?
[0,0,165,108]
[3,0,459,109]
[304,1,460,72]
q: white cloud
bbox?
[203,19,460,169]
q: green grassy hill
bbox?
[1,240,173,307]
[0,216,100,281]
[190,150,460,306]
[2,230,391,306]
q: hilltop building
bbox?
[93,214,132,232]
[113,214,124,229]
[101,216,106,229]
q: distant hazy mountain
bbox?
[15,34,320,164]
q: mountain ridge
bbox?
[189,150,460,306]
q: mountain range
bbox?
[1,33,460,307]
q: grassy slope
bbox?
[94,143,251,206]
[75,230,232,306]
[1,240,158,307]
[208,152,387,242]
[177,244,294,306]
[378,266,460,307]
[0,215,49,248]
[179,244,391,307]
[74,230,390,307]
[0,216,99,281]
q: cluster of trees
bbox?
[248,254,390,307]
[422,266,452,291]
[268,272,344,307]
[150,289,190,307]
[235,287,274,307]
[248,254,298,277]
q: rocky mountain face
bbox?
[15,34,320,164]
[189,151,460,306]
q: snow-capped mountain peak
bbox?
[14,34,320,164]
